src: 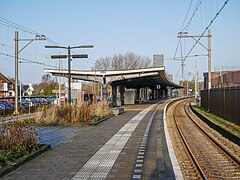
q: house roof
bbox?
[0,73,14,84]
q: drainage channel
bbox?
[71,104,157,180]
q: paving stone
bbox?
[2,102,176,180]
[2,109,140,180]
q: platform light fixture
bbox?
[45,45,93,104]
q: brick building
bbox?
[203,70,240,89]
[0,73,15,97]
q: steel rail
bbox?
[173,100,208,180]
[184,101,240,166]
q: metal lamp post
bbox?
[45,45,93,104]
[14,31,46,114]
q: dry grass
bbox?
[36,101,112,125]
[0,122,38,165]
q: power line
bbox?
[0,17,37,35]
[0,16,61,46]
[173,0,195,59]
[0,42,14,49]
[183,0,230,61]
[173,0,230,76]
[182,0,203,32]
[180,0,194,31]
[0,52,56,68]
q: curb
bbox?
[93,115,114,125]
[0,144,51,178]
[163,98,184,180]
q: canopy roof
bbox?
[44,67,182,89]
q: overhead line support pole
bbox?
[13,31,46,115]
[208,29,212,111]
[68,46,71,104]
[14,31,19,114]
[177,30,212,110]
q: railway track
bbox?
[169,99,240,179]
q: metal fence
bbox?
[201,86,240,125]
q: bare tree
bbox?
[94,52,151,70]
[41,74,53,83]
[112,53,124,70]
[94,57,112,70]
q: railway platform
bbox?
[2,101,180,180]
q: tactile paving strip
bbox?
[132,105,159,179]
[71,104,157,180]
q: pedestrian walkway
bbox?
[0,112,40,125]
[72,104,156,179]
[37,126,83,148]
[2,102,177,180]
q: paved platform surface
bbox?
[36,126,83,148]
[2,101,176,180]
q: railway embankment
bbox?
[191,104,240,146]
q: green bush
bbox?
[0,150,12,166]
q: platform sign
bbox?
[26,83,34,96]
[26,83,34,114]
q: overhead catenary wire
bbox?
[183,0,230,62]
[0,52,56,68]
[182,0,203,32]
[0,17,67,71]
[173,0,201,59]
[0,17,38,35]
[171,0,230,84]
[0,16,61,46]
[0,42,14,49]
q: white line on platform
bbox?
[71,104,156,180]
[163,100,184,180]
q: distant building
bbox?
[153,54,164,67]
[203,70,240,89]
[0,73,15,97]
[65,82,83,104]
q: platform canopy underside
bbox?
[44,67,182,89]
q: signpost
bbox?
[26,83,34,114]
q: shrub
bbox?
[0,150,12,166]
[36,101,112,125]
[0,123,39,159]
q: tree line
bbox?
[94,52,152,70]
[23,52,153,96]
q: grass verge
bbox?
[191,105,240,138]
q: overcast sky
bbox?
[0,0,239,84]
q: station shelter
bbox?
[44,67,182,106]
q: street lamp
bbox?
[14,31,46,114]
[45,45,93,104]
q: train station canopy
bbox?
[44,67,182,89]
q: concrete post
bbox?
[165,89,168,98]
[14,31,19,114]
[112,84,117,107]
[151,88,154,100]
[102,84,108,101]
[102,76,108,101]
[136,88,140,101]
